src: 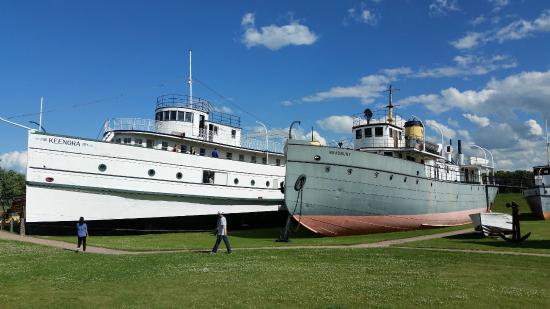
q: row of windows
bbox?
[97,164,274,187]
[356,127,402,139]
[113,138,281,165]
[155,111,194,122]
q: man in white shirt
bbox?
[211,212,232,254]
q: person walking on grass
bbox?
[76,217,88,252]
[211,212,232,254]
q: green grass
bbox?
[43,225,468,252]
[401,193,550,254]
[1,239,549,308]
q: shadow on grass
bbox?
[442,232,550,251]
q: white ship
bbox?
[523,122,550,219]
[21,51,286,234]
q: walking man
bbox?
[211,212,232,254]
[76,217,88,252]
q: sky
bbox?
[1,0,550,173]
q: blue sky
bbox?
[1,0,550,172]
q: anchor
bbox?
[499,201,531,242]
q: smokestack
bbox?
[457,140,464,165]
[458,140,462,154]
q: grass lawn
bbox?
[1,240,549,308]
[401,193,550,254]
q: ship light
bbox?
[45,177,54,183]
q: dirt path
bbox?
[2,229,549,257]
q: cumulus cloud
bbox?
[347,7,380,26]
[302,74,390,104]
[447,118,459,127]
[412,54,516,78]
[525,119,543,136]
[241,13,318,50]
[429,0,460,17]
[451,9,550,49]
[316,115,354,134]
[426,120,456,139]
[489,0,509,12]
[463,113,490,127]
[0,151,27,174]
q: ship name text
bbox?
[48,137,81,147]
[329,150,351,157]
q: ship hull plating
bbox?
[284,141,498,236]
[523,188,550,220]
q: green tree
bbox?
[0,168,26,212]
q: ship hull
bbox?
[523,187,550,219]
[25,131,285,234]
[284,141,498,236]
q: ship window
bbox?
[181,145,187,153]
[355,129,362,139]
[251,156,257,163]
[163,111,169,121]
[389,128,393,137]
[384,152,393,157]
[115,138,121,144]
[176,172,183,179]
[226,153,233,160]
[148,169,155,177]
[251,179,256,186]
[185,112,193,122]
[266,181,270,187]
[202,170,215,184]
[398,153,403,158]
[239,154,245,161]
[365,128,372,137]
[156,112,162,121]
[199,148,206,156]
[161,141,168,150]
[123,138,131,144]
[375,127,383,137]
[177,111,185,121]
[262,157,267,165]
[135,139,142,146]
[399,131,402,140]
[231,129,237,138]
[146,139,154,148]
[276,159,281,166]
[98,164,107,172]
[234,178,239,185]
[404,177,407,182]
[170,111,176,121]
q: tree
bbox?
[0,168,26,212]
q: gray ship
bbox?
[523,127,550,219]
[283,86,498,236]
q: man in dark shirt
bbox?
[211,148,220,158]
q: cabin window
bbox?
[384,152,393,157]
[398,153,403,158]
[389,128,393,138]
[276,159,281,166]
[251,180,256,186]
[146,139,153,148]
[375,127,383,137]
[234,178,239,185]
[231,129,236,139]
[199,148,206,156]
[399,131,402,140]
[135,139,142,146]
[177,111,185,121]
[226,153,233,160]
[365,128,372,137]
[202,170,215,184]
[185,112,193,122]
[181,145,187,153]
[115,138,121,144]
[262,157,267,165]
[156,112,162,121]
[163,111,169,121]
[266,181,270,187]
[239,154,245,162]
[355,129,362,139]
[170,111,176,121]
[251,156,257,163]
[161,141,168,150]
[406,156,415,162]
[123,138,132,144]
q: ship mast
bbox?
[384,85,399,124]
[188,49,193,106]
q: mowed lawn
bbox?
[1,239,549,308]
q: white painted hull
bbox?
[26,131,285,225]
[469,212,512,236]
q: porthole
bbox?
[431,182,433,187]
[390,175,393,180]
[98,164,107,172]
[266,181,270,187]
[325,166,331,173]
[314,155,321,161]
[234,178,239,185]
[416,179,419,184]
[148,169,155,177]
[251,180,255,186]
[404,177,407,182]
[176,172,183,179]
[416,171,420,176]
[347,169,353,175]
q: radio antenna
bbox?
[188,49,193,106]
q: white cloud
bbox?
[241,13,318,50]
[426,120,456,139]
[380,67,412,78]
[214,106,233,114]
[470,15,487,26]
[525,119,543,136]
[429,0,460,17]
[413,54,516,78]
[451,10,550,49]
[316,115,354,134]
[0,151,27,174]
[447,118,459,127]
[302,74,390,104]
[281,100,294,107]
[458,129,471,141]
[463,113,490,127]
[489,0,509,12]
[347,7,380,26]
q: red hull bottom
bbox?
[293,207,487,236]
